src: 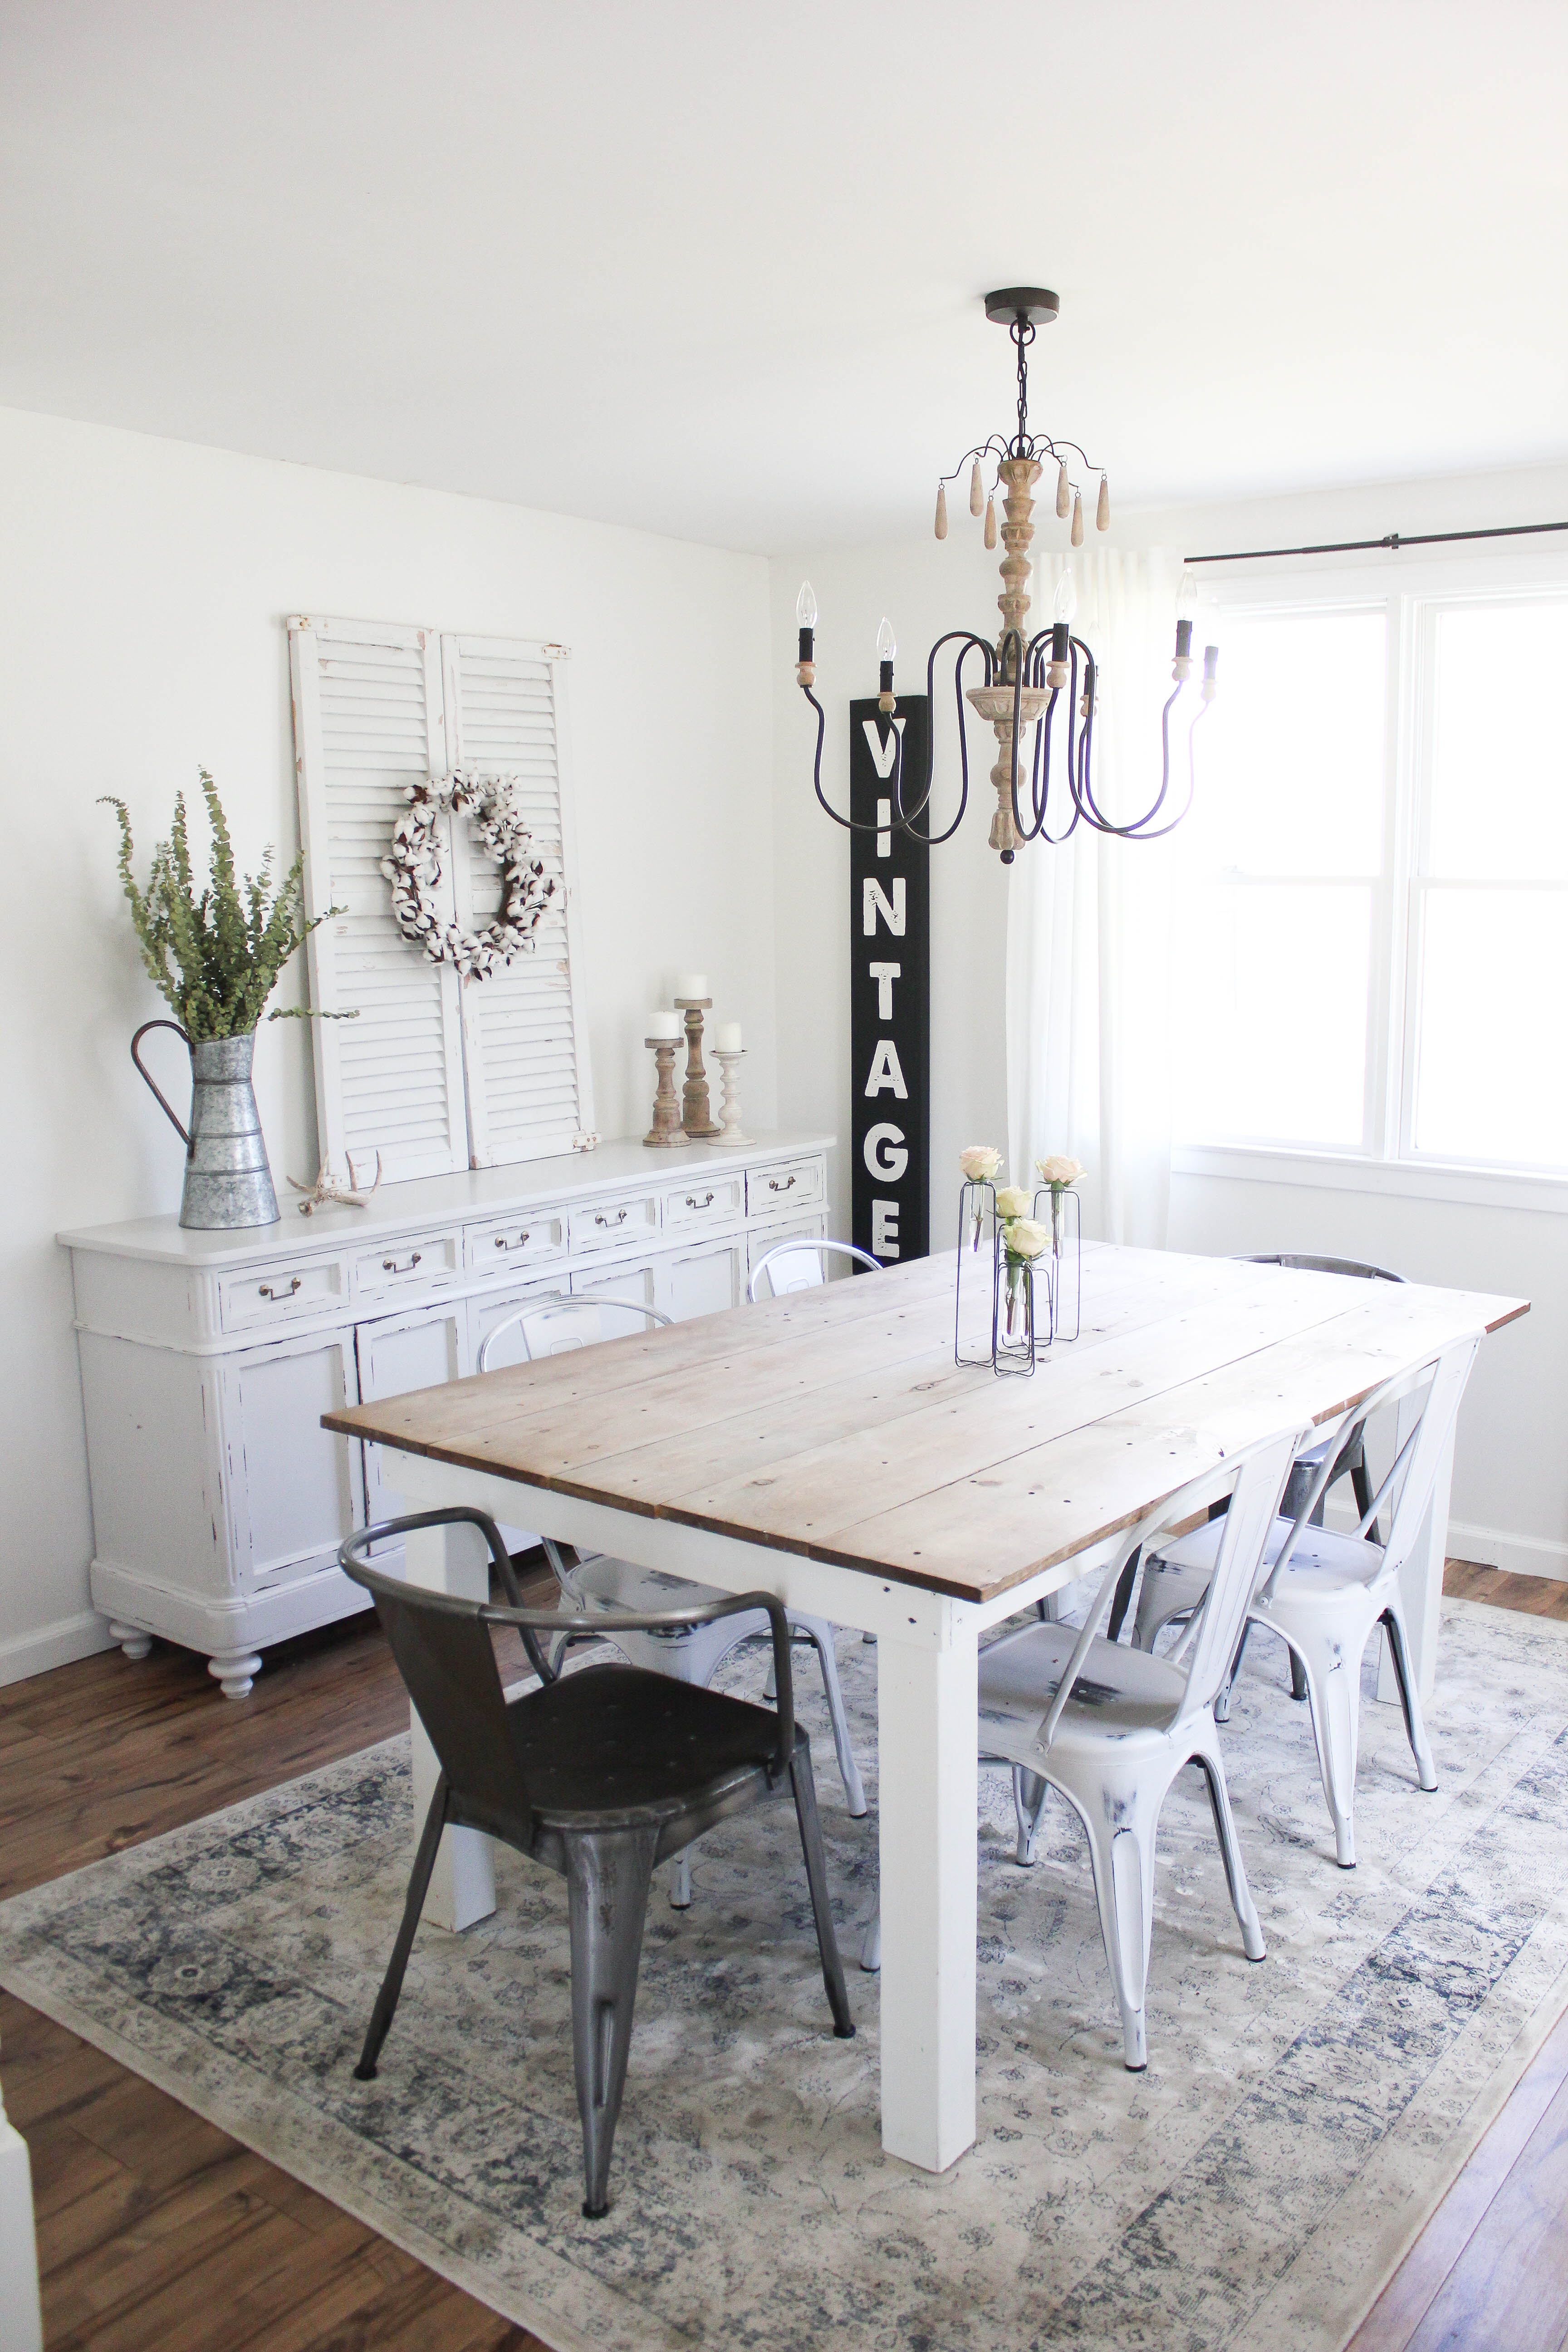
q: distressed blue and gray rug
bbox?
[3,1594,1567,2352]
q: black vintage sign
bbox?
[849,694,930,1269]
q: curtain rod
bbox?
[1184,519,1568,566]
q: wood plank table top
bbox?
[326,1244,1528,1610]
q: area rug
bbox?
[4,1596,1568,2352]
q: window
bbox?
[1172,571,1568,1180]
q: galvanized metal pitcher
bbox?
[130,1021,280,1229]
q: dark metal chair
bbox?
[339,1507,854,2220]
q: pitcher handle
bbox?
[130,1019,194,1152]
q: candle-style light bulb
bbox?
[969,458,984,517]
[935,481,948,540]
[1096,474,1110,531]
[876,615,897,714]
[1056,459,1070,519]
[795,579,818,685]
[1175,571,1199,623]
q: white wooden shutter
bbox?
[288,618,469,1181]
[441,632,596,1166]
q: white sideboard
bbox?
[61,1131,833,1696]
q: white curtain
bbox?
[1005,547,1182,1247]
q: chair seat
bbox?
[569,1553,744,1627]
[979,1621,1189,1761]
[1156,1515,1384,1610]
[507,1661,784,1825]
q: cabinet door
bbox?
[662,1236,745,1323]
[355,1303,469,1524]
[219,1328,365,1594]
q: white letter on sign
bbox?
[867,960,900,1017]
[864,1039,908,1099]
[863,877,906,936]
[860,716,905,778]
[872,1200,901,1258]
[863,1122,909,1182]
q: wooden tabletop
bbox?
[325,1245,1528,1607]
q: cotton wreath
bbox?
[380,770,558,981]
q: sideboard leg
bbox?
[108,1621,153,1661]
[207,1651,263,1699]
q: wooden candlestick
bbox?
[712,1049,750,1146]
[674,997,721,1139]
[643,1039,686,1147]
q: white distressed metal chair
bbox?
[977,1423,1308,2069]
[747,1235,883,1301]
[1130,1333,1480,1868]
[478,1290,867,1908]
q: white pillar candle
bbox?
[713,1022,743,1052]
[673,971,709,1000]
[647,1010,682,1039]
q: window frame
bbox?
[1171,546,1568,1209]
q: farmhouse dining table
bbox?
[326,1240,1527,2175]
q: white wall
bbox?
[0,406,774,1681]
[770,459,1568,1573]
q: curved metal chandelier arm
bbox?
[889,629,994,847]
[799,679,921,838]
[1065,642,1200,840]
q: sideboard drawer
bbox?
[220,1255,346,1332]
[662,1173,744,1230]
[353,1230,461,1299]
[747,1157,824,1218]
[568,1194,660,1252]
[465,1211,567,1278]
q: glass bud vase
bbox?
[1034,1181,1081,1343]
[955,1179,997,1366]
[993,1250,1037,1377]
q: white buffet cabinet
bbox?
[61,1131,833,1695]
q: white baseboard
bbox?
[1447,1522,1568,1584]
[0,1610,115,1689]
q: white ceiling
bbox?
[4,1,1565,554]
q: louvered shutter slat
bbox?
[289,619,470,1181]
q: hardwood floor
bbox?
[1,1563,1564,2350]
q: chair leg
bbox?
[859,1908,881,1972]
[355,1776,448,2081]
[565,1826,659,2220]
[1080,1797,1158,2071]
[1215,1620,1252,1725]
[788,1748,856,2038]
[1289,1649,1309,1702]
[1106,1548,1141,1642]
[1191,1740,1265,1960]
[1013,1765,1050,1866]
[667,1850,692,1908]
[1382,1602,1438,1792]
[1280,1621,1364,1867]
[799,1622,867,1816]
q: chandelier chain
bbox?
[1011,317,1035,456]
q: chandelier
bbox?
[794,288,1219,863]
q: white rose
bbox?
[1003,1217,1051,1260]
[960,1145,1002,1182]
[1035,1154,1084,1187]
[994,1185,1032,1219]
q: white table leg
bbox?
[0,2063,43,2352]
[402,1518,495,1933]
[1376,1422,1455,1707]
[876,1616,978,2172]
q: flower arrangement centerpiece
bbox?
[955,1144,1002,1365]
[1033,1154,1085,1342]
[993,1186,1050,1375]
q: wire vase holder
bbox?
[992,1244,1041,1377]
[955,1180,998,1366]
[1032,1183,1081,1341]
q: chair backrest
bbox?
[1040,1424,1308,1748]
[748,1236,882,1303]
[1260,1330,1482,1601]
[478,1291,672,1373]
[1235,1253,1406,1284]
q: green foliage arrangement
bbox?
[101,770,344,1041]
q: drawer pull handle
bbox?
[382,1251,424,1274]
[594,1209,628,1227]
[258,1277,302,1301]
[494,1231,531,1252]
[768,1174,798,1193]
[686,1191,715,1210]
